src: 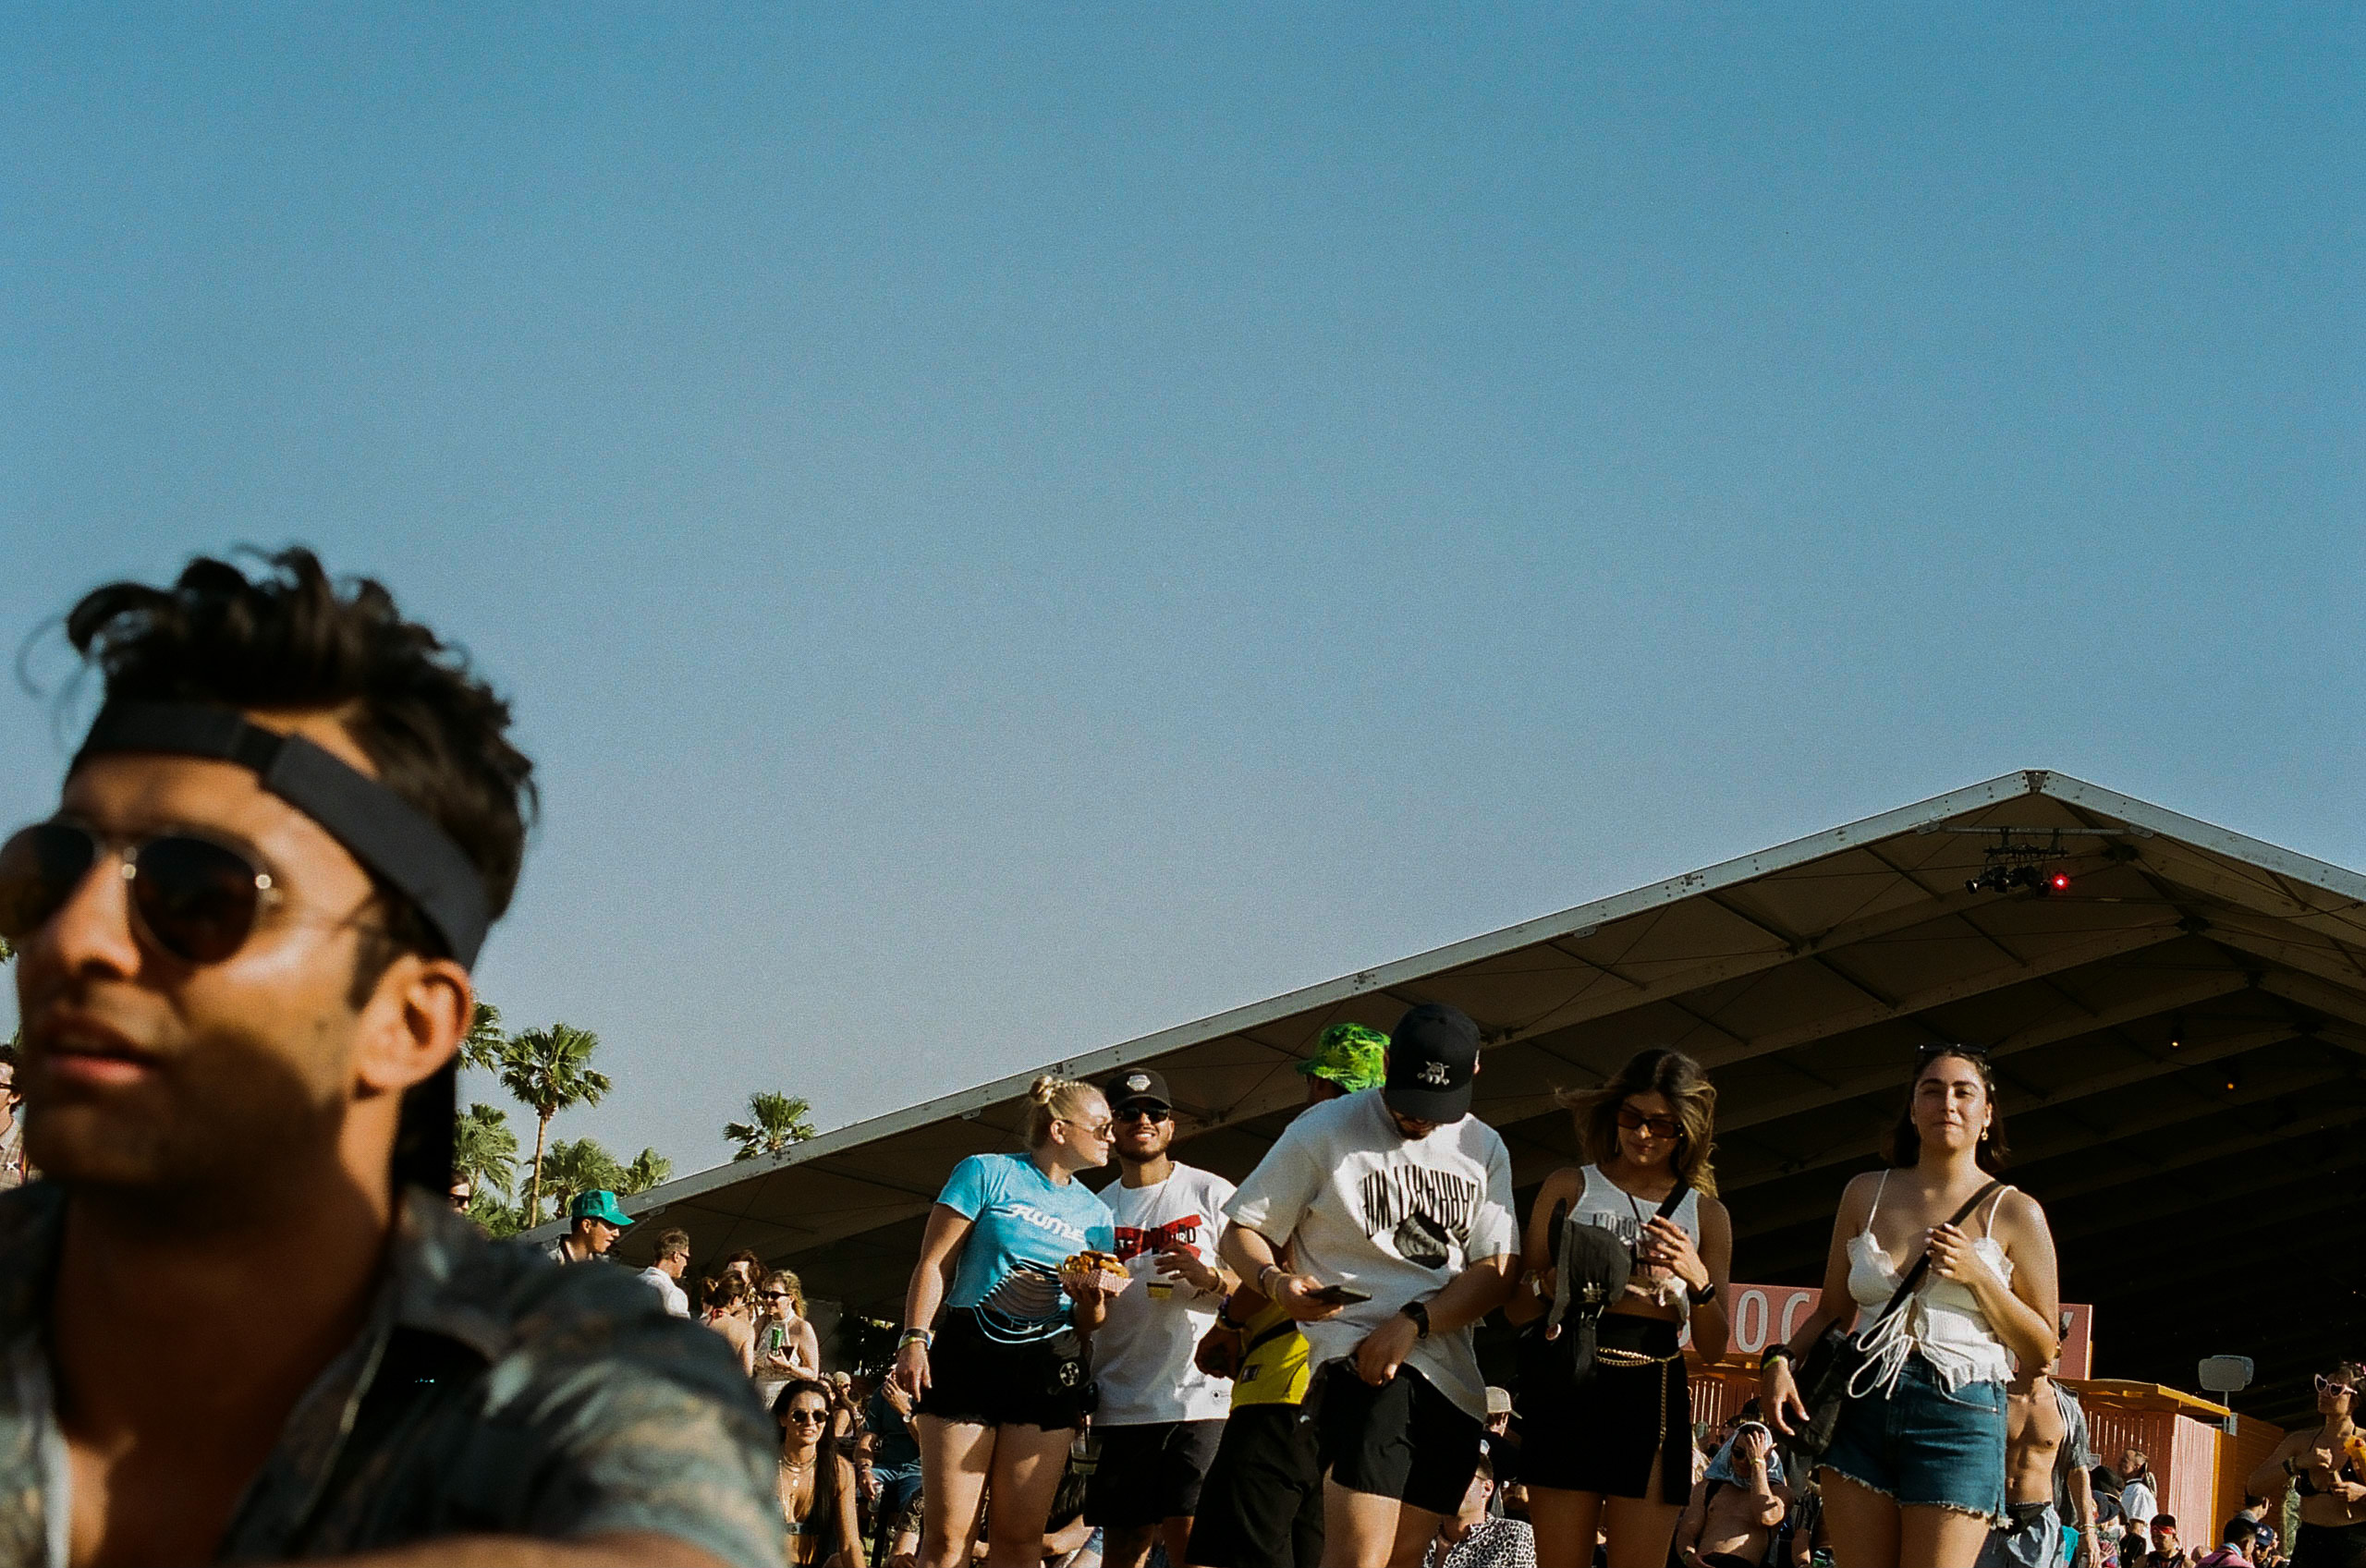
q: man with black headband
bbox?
[0,551,781,1567]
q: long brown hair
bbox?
[1559,1048,1719,1197]
[1884,1046,2010,1173]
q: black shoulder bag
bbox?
[1517,1178,1690,1394]
[1784,1177,2002,1464]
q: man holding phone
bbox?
[1083,1067,1240,1568]
[1220,1003,1518,1568]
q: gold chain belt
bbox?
[1594,1345,1684,1367]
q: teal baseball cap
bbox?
[569,1189,633,1227]
[1298,1022,1388,1092]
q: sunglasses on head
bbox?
[0,820,283,966]
[1616,1105,1682,1140]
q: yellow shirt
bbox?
[1229,1300,1313,1408]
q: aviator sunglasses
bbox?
[0,821,283,966]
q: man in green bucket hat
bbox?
[1296,1021,1388,1102]
[547,1188,634,1265]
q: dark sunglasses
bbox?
[762,1290,793,1300]
[1616,1105,1682,1140]
[785,1408,828,1424]
[0,821,281,966]
[1114,1105,1172,1124]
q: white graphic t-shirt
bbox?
[1224,1087,1518,1420]
[1092,1162,1238,1425]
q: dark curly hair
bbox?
[60,546,536,1187]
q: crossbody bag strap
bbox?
[1871,1177,2004,1326]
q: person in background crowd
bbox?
[1762,1045,2063,1568]
[0,548,781,1563]
[756,1268,823,1404]
[2122,1516,2154,1567]
[775,1376,869,1567]
[547,1186,633,1263]
[1481,1386,1518,1517]
[1786,1479,1829,1568]
[895,1073,1119,1568]
[448,1175,475,1211]
[706,1272,759,1376]
[1978,1337,2098,1568]
[1674,1421,1786,1568]
[869,1363,927,1565]
[1188,1020,1390,1568]
[1083,1064,1240,1568]
[1422,1453,1535,1568]
[2230,1498,2279,1568]
[2249,1359,2366,1568]
[2196,1517,2262,1568]
[638,1226,694,1317]
[2147,1514,2189,1568]
[1219,1003,1519,1568]
[0,1043,28,1188]
[1509,1047,1734,1568]
[2120,1454,2163,1543]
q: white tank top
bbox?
[1844,1173,2015,1394]
[1567,1164,1702,1308]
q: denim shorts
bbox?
[1815,1352,2006,1522]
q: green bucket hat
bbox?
[569,1189,634,1227]
[1298,1022,1388,1092]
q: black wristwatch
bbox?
[1692,1279,1719,1306]
[1399,1299,1432,1340]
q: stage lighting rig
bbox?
[1961,828,2076,897]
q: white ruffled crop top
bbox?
[1844,1172,2015,1396]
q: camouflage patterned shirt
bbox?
[0,1182,787,1567]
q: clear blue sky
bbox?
[5,6,2359,1176]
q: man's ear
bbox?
[353,953,470,1097]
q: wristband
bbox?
[1219,1293,1254,1330]
[1258,1264,1287,1296]
[1399,1299,1432,1340]
[897,1328,933,1350]
[1692,1279,1718,1306]
[1760,1343,1793,1369]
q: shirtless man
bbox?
[1979,1345,2098,1568]
[1675,1423,1785,1568]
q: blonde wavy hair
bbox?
[1556,1048,1720,1197]
[761,1269,807,1319]
[1022,1073,1104,1148]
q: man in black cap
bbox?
[1084,1066,1241,1568]
[1219,1003,1518,1568]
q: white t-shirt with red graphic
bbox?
[1091,1162,1238,1425]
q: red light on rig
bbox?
[2049,872,2071,892]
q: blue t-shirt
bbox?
[938,1153,1116,1324]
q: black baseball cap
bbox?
[1104,1066,1173,1112]
[1383,1003,1480,1122]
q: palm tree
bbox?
[620,1148,673,1195]
[498,1024,611,1228]
[539,1136,627,1216]
[725,1090,817,1161]
[459,1000,507,1074]
[452,1102,519,1201]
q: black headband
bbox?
[73,700,492,967]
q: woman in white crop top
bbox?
[1759,1046,2062,1568]
[1507,1049,1734,1568]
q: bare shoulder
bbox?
[1697,1192,1733,1230]
[1538,1165,1582,1201]
[1835,1169,1883,1222]
[1995,1185,2053,1235]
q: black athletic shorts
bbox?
[914,1308,1094,1431]
[1185,1402,1324,1568]
[1314,1363,1485,1518]
[1083,1418,1226,1526]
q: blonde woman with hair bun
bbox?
[896,1073,1119,1568]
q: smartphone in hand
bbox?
[1308,1283,1372,1307]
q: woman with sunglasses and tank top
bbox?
[774,1377,867,1566]
[1762,1045,2062,1568]
[1507,1048,1734,1568]
[2248,1360,2366,1568]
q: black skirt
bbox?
[1518,1314,1692,1501]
